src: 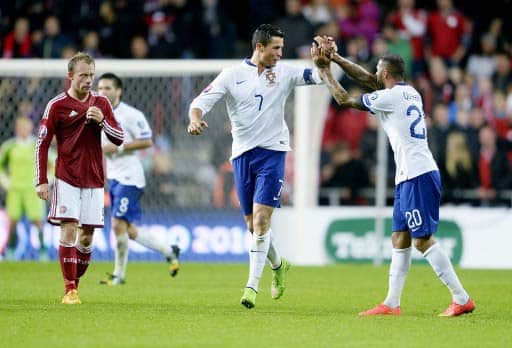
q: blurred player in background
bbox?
[188,24,325,309]
[0,117,47,260]
[312,37,475,317]
[35,52,124,304]
[97,73,180,286]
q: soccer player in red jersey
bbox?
[35,52,124,304]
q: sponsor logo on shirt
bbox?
[59,206,67,214]
[236,80,246,85]
[69,110,78,117]
[38,126,47,139]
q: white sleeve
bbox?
[130,111,152,140]
[288,65,323,86]
[361,89,394,114]
[189,69,231,116]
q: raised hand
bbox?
[311,36,331,69]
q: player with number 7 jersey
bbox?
[188,24,323,309]
[311,37,474,317]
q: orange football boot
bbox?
[359,304,401,316]
[439,299,475,317]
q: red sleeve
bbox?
[35,101,57,186]
[99,96,124,145]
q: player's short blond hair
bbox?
[68,52,95,72]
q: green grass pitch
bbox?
[1,261,511,348]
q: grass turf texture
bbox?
[1,262,511,348]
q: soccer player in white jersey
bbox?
[188,24,323,309]
[98,73,180,286]
[311,37,475,317]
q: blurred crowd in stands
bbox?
[1,0,512,207]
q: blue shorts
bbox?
[109,180,143,224]
[232,147,286,216]
[392,171,441,238]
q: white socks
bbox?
[266,230,282,269]
[134,229,172,258]
[113,233,129,280]
[245,231,271,292]
[424,243,470,305]
[383,247,412,308]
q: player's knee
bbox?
[60,222,78,243]
[111,218,127,235]
[252,213,270,235]
[413,236,433,253]
[391,232,411,249]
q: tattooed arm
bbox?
[331,53,382,91]
[317,67,367,111]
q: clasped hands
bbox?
[311,35,337,69]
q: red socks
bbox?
[75,246,92,287]
[59,245,77,293]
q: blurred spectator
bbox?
[82,31,102,58]
[491,53,512,94]
[34,15,73,58]
[61,45,78,59]
[130,35,149,59]
[274,0,314,59]
[2,17,32,58]
[320,142,369,205]
[114,0,146,58]
[359,113,395,186]
[476,125,512,205]
[147,11,182,58]
[302,0,333,28]
[337,0,380,46]
[428,103,453,166]
[428,57,455,109]
[467,107,487,157]
[466,33,498,81]
[98,0,122,57]
[196,0,237,58]
[485,18,511,55]
[382,23,412,78]
[321,88,368,154]
[426,0,472,66]
[387,0,427,77]
[442,131,478,204]
[447,83,472,124]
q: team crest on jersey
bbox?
[265,70,277,85]
[38,126,47,139]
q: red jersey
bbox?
[36,91,124,188]
[427,10,468,58]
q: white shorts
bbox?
[48,178,104,227]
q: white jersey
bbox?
[361,83,438,185]
[102,101,152,188]
[190,59,322,160]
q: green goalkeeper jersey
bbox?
[0,136,38,190]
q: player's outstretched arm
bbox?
[331,54,381,91]
[187,108,208,136]
[318,67,367,111]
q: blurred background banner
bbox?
[0,208,249,262]
[272,206,512,269]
